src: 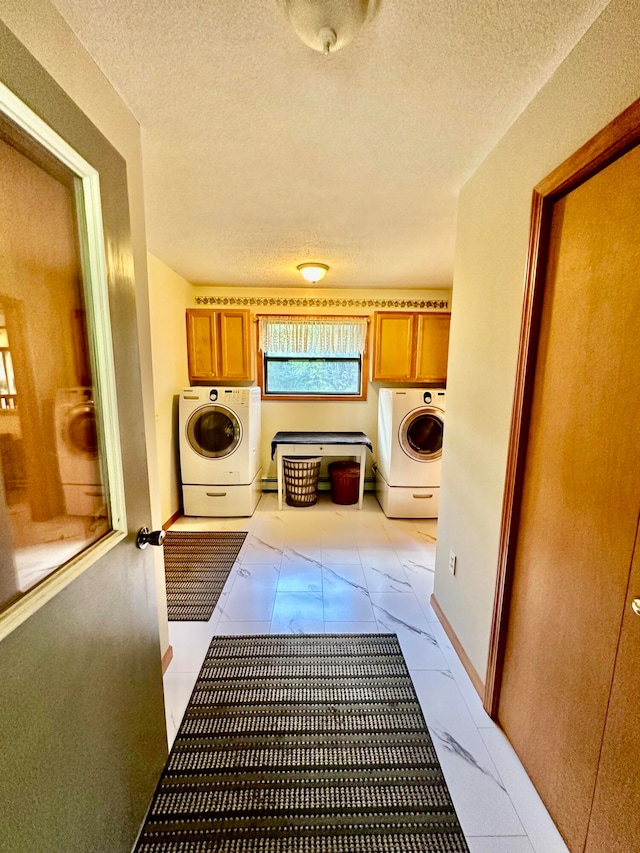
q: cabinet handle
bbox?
[206,491,227,497]
[412,494,434,499]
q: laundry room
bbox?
[147,268,452,526]
[7,2,640,849]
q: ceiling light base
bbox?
[279,0,371,54]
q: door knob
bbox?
[136,527,166,549]
[631,598,640,617]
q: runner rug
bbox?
[135,633,469,852]
[163,530,247,621]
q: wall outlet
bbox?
[448,550,457,576]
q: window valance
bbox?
[258,315,368,356]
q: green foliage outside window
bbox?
[264,356,361,396]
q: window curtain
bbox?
[259,316,368,356]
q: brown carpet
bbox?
[163,530,247,621]
[135,633,469,852]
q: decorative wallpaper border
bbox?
[195,296,449,309]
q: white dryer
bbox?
[179,386,262,517]
[54,387,105,516]
[375,387,446,518]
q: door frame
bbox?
[484,96,640,717]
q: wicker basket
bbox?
[283,456,322,507]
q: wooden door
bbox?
[585,518,640,852]
[218,309,252,380]
[186,308,218,381]
[415,313,450,382]
[497,140,640,850]
[372,312,415,380]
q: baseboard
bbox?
[162,509,182,530]
[430,594,485,700]
[161,644,173,674]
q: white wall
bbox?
[434,0,640,679]
[147,254,191,523]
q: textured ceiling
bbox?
[50,0,610,288]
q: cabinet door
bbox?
[372,312,415,380]
[415,313,450,382]
[218,310,252,380]
[186,309,218,381]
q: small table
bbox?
[271,431,373,510]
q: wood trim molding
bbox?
[536,97,640,200]
[161,644,173,675]
[483,188,550,717]
[484,96,640,718]
[162,509,182,531]
[430,594,485,698]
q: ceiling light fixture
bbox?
[297,262,329,283]
[278,0,373,55]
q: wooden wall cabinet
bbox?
[186,308,254,383]
[372,311,450,382]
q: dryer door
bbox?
[66,404,99,459]
[186,404,242,459]
[400,407,444,462]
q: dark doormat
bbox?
[135,633,469,852]
[163,530,247,621]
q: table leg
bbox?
[277,449,283,510]
[358,448,366,509]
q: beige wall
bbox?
[148,254,191,522]
[434,0,640,679]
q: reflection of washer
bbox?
[54,387,104,515]
[179,386,261,517]
[375,388,446,518]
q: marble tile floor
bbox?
[163,492,568,853]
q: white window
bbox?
[258,316,369,400]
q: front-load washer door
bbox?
[66,404,99,459]
[399,407,444,462]
[186,405,242,459]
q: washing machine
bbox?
[54,387,105,515]
[375,387,445,518]
[179,386,262,517]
